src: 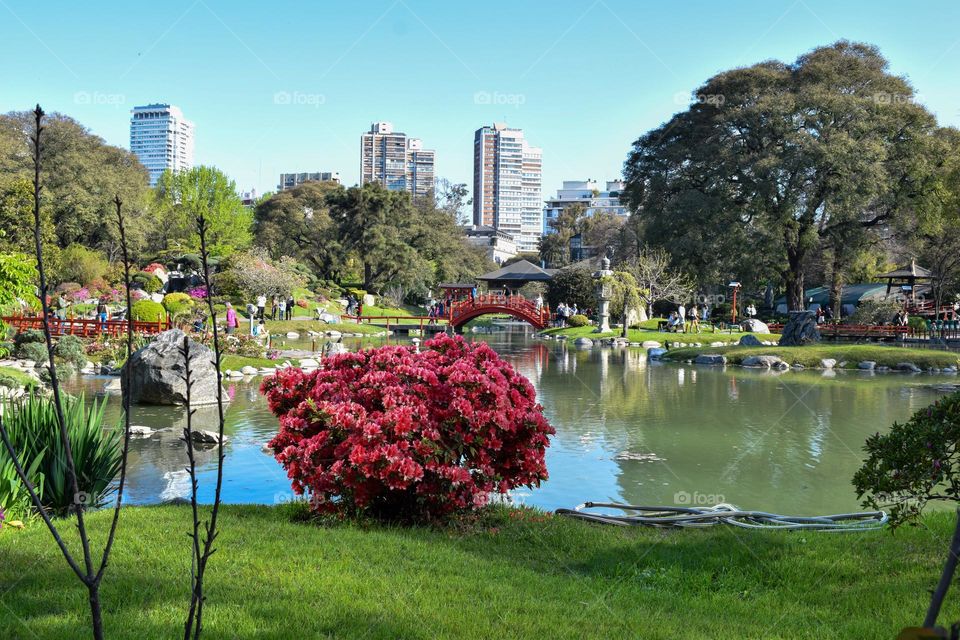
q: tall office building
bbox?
[278,171,341,191]
[360,122,435,197]
[472,123,543,254]
[129,104,194,186]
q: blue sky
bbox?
[2,0,959,197]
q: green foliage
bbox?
[854,392,960,526]
[54,334,86,370]
[0,251,35,309]
[130,299,166,323]
[38,362,74,382]
[213,249,306,299]
[0,445,44,524]
[162,292,193,316]
[57,244,109,286]
[567,314,589,328]
[132,271,163,294]
[13,330,44,349]
[1,394,120,514]
[0,112,150,254]
[17,342,48,365]
[623,41,939,310]
[152,166,253,256]
[546,265,595,310]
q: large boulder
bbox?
[122,329,227,406]
[738,334,763,346]
[740,318,770,334]
[694,354,727,365]
[741,355,784,368]
[778,311,821,346]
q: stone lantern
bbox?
[593,254,614,333]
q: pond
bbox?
[66,332,958,515]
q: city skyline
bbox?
[4,1,958,198]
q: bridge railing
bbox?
[448,294,551,328]
[2,315,171,337]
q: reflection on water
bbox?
[64,332,958,514]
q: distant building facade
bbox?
[463,225,518,265]
[278,172,341,191]
[129,104,194,186]
[360,122,435,197]
[472,123,542,254]
[543,179,627,234]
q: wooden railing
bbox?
[2,315,171,337]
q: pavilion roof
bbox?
[477,259,555,284]
[877,260,933,280]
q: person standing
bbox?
[225,302,238,335]
[535,294,543,311]
[286,294,295,320]
[677,303,686,333]
[256,294,267,319]
[96,298,109,332]
[277,297,286,323]
[690,305,700,333]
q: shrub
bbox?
[54,335,87,370]
[58,244,110,286]
[1,394,120,514]
[262,334,554,520]
[54,282,82,295]
[854,391,960,527]
[132,271,163,294]
[187,286,209,300]
[39,362,74,382]
[14,330,44,349]
[130,300,166,323]
[162,292,194,316]
[568,314,590,328]
[17,342,48,365]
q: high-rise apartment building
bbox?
[129,104,194,186]
[360,122,435,197]
[278,171,341,191]
[472,123,543,254]
[543,180,627,234]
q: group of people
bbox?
[427,299,448,324]
[345,294,364,318]
[553,302,586,327]
[664,303,708,333]
[815,305,836,324]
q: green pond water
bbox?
[67,332,958,515]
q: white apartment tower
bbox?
[129,104,194,186]
[473,123,543,253]
[360,122,435,197]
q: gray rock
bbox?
[240,366,259,376]
[738,334,763,346]
[778,311,821,346]
[710,341,727,347]
[122,329,227,406]
[944,366,958,374]
[641,340,662,348]
[224,369,244,378]
[285,332,300,339]
[128,426,155,438]
[858,361,876,370]
[740,318,770,334]
[896,362,922,373]
[820,358,837,369]
[791,363,805,370]
[647,347,668,360]
[574,337,594,348]
[876,365,890,372]
[742,355,784,368]
[774,361,790,370]
[694,354,727,365]
[102,378,123,393]
[298,358,320,369]
[188,429,228,446]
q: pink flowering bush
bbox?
[187,286,209,300]
[261,334,554,520]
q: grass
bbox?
[264,320,386,335]
[219,354,285,370]
[0,504,957,638]
[541,324,777,345]
[661,343,960,369]
[0,365,37,389]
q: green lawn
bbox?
[219,354,285,370]
[264,320,386,335]
[541,325,777,346]
[661,343,960,369]
[0,365,37,389]
[0,505,956,638]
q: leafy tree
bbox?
[546,264,595,311]
[0,111,149,258]
[623,41,938,310]
[434,178,471,225]
[213,249,305,299]
[254,180,343,279]
[0,251,35,310]
[608,271,643,336]
[151,166,253,256]
[58,244,110,286]
[539,203,586,268]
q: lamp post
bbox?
[728,281,741,325]
[593,254,614,333]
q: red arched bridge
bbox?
[448,294,550,330]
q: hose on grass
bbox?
[555,502,888,532]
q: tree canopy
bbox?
[622,41,939,310]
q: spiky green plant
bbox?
[3,394,120,514]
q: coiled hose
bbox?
[555,502,888,532]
